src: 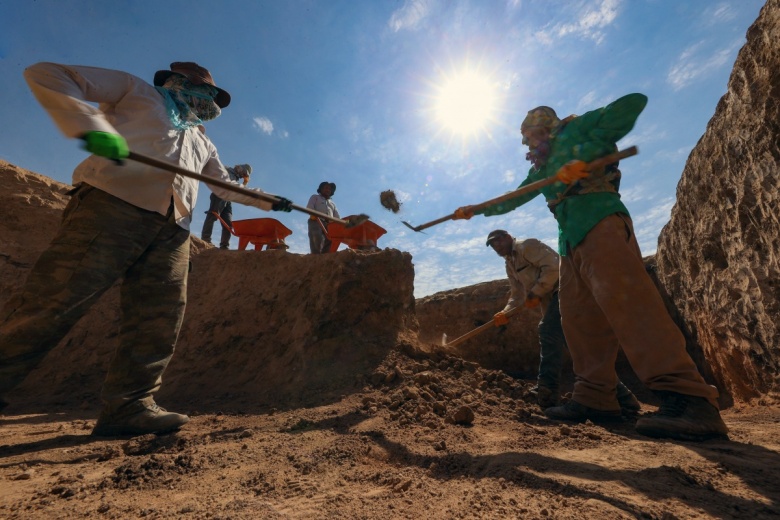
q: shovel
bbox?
[441,306,522,349]
[403,146,638,233]
[127,151,369,228]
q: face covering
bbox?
[156,75,222,130]
[526,141,551,168]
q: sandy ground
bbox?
[2,348,779,520]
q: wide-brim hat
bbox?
[317,181,336,195]
[486,229,509,247]
[154,62,231,108]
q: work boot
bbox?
[544,399,621,422]
[616,382,641,415]
[92,401,189,437]
[635,392,728,441]
[532,385,559,409]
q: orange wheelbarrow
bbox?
[213,213,292,251]
[324,215,386,252]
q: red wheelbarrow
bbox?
[213,213,292,251]
[325,215,386,252]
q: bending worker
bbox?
[486,229,639,414]
[0,61,293,437]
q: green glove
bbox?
[81,131,129,161]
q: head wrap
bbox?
[155,75,222,131]
[520,106,561,142]
[521,106,562,168]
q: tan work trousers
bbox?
[559,213,719,410]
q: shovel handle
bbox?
[470,146,639,213]
[126,151,354,226]
[444,306,522,348]
[407,146,638,233]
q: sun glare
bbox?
[433,69,498,138]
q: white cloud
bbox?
[252,116,274,135]
[502,169,516,184]
[537,0,621,45]
[667,39,741,91]
[389,0,434,32]
[703,2,737,26]
[631,196,675,254]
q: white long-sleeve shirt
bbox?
[306,194,340,219]
[24,62,272,230]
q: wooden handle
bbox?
[127,151,352,226]
[407,147,638,233]
[444,307,522,348]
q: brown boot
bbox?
[92,401,189,437]
[635,392,728,441]
[616,382,641,415]
[544,399,621,422]
[534,386,559,409]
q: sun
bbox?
[433,69,498,137]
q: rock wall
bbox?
[0,162,416,413]
[656,0,780,402]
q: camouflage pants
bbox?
[0,185,190,410]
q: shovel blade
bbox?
[441,333,448,346]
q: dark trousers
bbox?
[537,291,567,391]
[201,193,233,248]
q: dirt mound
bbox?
[0,161,416,414]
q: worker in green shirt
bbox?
[454,94,728,442]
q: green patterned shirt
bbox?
[476,93,648,255]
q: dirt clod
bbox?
[380,190,402,213]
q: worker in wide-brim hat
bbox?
[306,181,340,254]
[3,60,295,437]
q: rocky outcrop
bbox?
[656,0,780,402]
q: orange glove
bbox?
[453,206,474,220]
[525,295,541,309]
[556,160,589,184]
[493,311,509,327]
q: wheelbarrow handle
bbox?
[126,151,354,226]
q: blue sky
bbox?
[0,0,766,297]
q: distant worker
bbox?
[201,163,252,249]
[307,181,339,254]
[0,61,293,437]
[455,94,727,441]
[486,230,639,414]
